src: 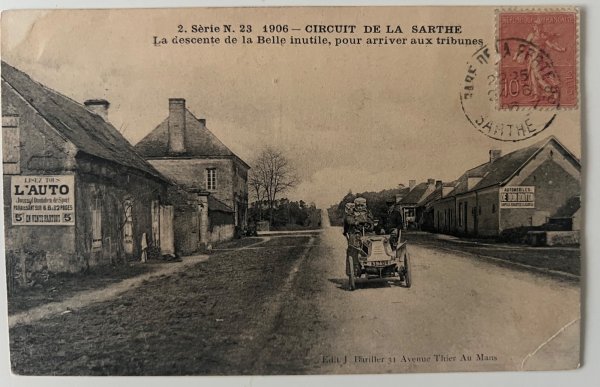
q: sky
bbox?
[1,7,581,208]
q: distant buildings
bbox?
[397,179,436,229]
[2,61,173,281]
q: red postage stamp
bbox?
[497,10,578,109]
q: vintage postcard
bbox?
[1,6,581,375]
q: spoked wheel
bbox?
[403,251,412,288]
[347,255,356,291]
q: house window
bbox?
[92,207,102,250]
[206,168,217,191]
[458,203,463,226]
[2,115,20,175]
[492,203,496,213]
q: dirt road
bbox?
[8,227,580,375]
[310,227,580,373]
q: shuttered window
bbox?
[2,115,20,174]
[92,207,102,249]
[123,199,134,254]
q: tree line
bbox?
[249,147,320,230]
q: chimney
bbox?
[409,180,416,191]
[168,98,186,154]
[436,180,443,190]
[84,99,109,121]
[427,178,435,186]
[489,149,502,163]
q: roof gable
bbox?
[135,107,248,168]
[446,162,490,196]
[422,187,442,207]
[1,61,167,182]
[447,136,580,197]
[400,182,431,205]
[470,140,546,190]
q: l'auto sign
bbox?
[11,175,75,225]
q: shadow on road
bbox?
[328,278,404,291]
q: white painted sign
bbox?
[499,186,535,208]
[11,175,75,225]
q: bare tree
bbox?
[248,169,265,221]
[252,147,298,224]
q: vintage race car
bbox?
[345,231,411,290]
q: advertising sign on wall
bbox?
[499,186,535,208]
[11,175,75,225]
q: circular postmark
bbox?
[459,38,559,142]
[497,37,562,109]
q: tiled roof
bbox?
[446,162,489,196]
[422,187,442,207]
[400,182,431,205]
[447,136,578,197]
[134,107,249,168]
[1,61,168,183]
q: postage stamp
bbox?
[497,10,578,109]
[460,42,558,142]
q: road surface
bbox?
[310,227,580,373]
[9,225,580,375]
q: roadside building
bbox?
[393,186,411,204]
[1,61,174,282]
[423,180,457,233]
[134,98,249,244]
[420,180,450,232]
[398,178,437,229]
[429,136,580,238]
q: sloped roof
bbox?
[146,160,208,190]
[400,182,430,205]
[208,195,234,213]
[422,187,442,207]
[394,187,411,202]
[134,107,249,168]
[472,138,550,190]
[1,61,168,183]
[447,162,491,196]
[447,136,579,197]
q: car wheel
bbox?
[403,251,412,288]
[348,255,356,291]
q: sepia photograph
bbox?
[0,3,592,383]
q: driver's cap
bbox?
[354,197,367,205]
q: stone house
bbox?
[1,61,174,282]
[134,98,249,246]
[429,136,581,238]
